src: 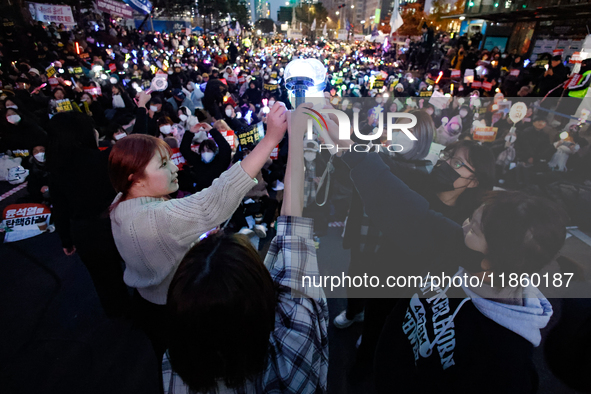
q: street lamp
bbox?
[336,11,339,15]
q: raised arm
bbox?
[281,103,310,217]
[262,104,328,391]
[130,91,151,135]
[180,123,204,167]
[340,150,481,270]
[208,127,231,167]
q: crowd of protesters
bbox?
[1,15,590,394]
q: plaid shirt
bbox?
[163,216,329,394]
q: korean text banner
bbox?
[96,0,133,19]
[27,2,76,27]
[2,203,52,243]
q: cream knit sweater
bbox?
[110,163,257,305]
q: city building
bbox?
[252,0,271,21]
[458,0,591,59]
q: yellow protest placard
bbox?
[263,83,279,91]
[46,66,57,78]
[56,99,73,112]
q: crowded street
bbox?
[1,0,591,392]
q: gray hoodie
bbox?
[459,266,553,346]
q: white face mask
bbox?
[160,125,172,135]
[459,109,468,118]
[201,151,215,163]
[268,100,275,107]
[34,152,45,162]
[179,114,188,122]
[112,94,125,108]
[426,109,434,116]
[225,109,233,117]
[150,105,158,112]
[7,115,21,124]
[6,105,18,110]
[375,97,383,104]
[114,132,127,140]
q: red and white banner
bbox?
[27,2,76,27]
[570,52,584,64]
[566,74,582,89]
[2,203,51,242]
[270,145,279,160]
[170,148,187,171]
[219,130,236,150]
[473,127,498,142]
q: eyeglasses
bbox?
[439,151,475,174]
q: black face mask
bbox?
[430,160,461,192]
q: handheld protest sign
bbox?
[473,126,498,142]
[56,99,73,112]
[2,203,51,243]
[509,102,527,124]
[236,122,265,150]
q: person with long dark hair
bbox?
[203,78,228,121]
[46,111,129,317]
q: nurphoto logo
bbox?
[304,108,418,153]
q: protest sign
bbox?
[2,203,51,243]
[473,126,498,142]
[236,122,265,150]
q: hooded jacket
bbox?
[435,115,462,146]
[187,82,205,109]
[375,267,552,394]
